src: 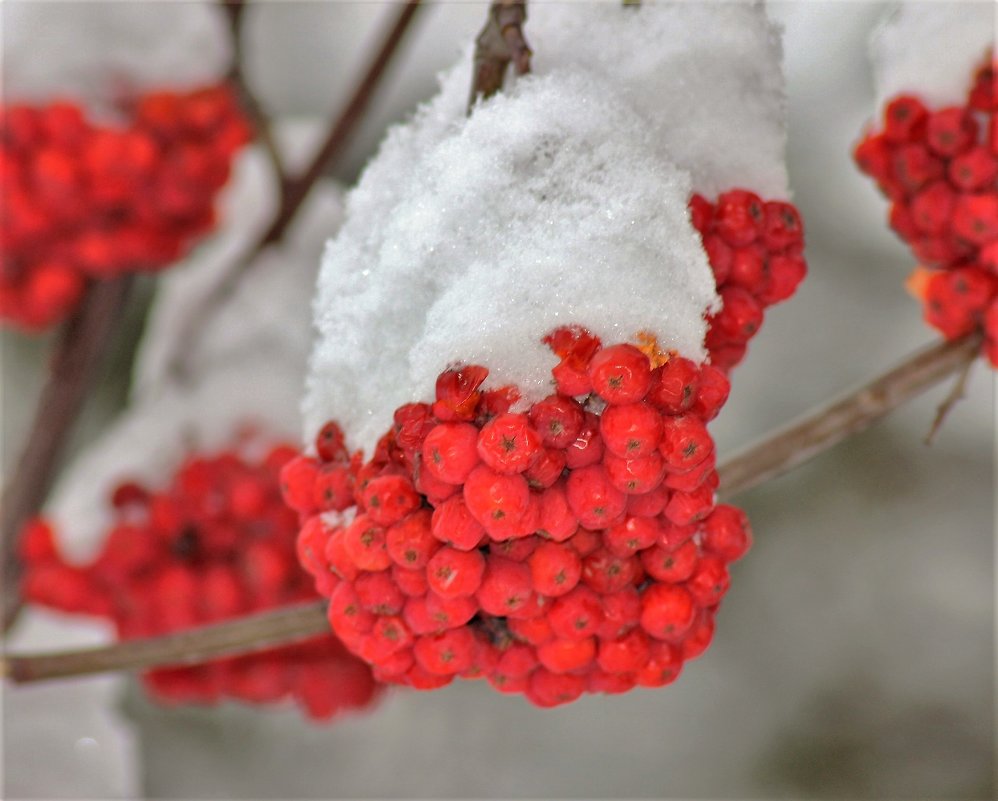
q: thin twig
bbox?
[164,0,424,382]
[1,277,135,632]
[717,334,982,498]
[924,353,976,445]
[3,602,328,683]
[220,0,288,186]
[3,335,982,685]
[469,0,531,112]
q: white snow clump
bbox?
[870,2,996,108]
[305,2,789,452]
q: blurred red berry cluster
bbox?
[854,54,998,365]
[0,85,251,331]
[691,190,808,373]
[20,439,380,721]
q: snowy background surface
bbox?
[2,1,994,798]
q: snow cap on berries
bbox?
[529,2,790,199]
[870,3,995,108]
[304,3,783,452]
[4,3,230,112]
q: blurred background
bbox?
[2,1,994,798]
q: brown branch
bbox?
[1,277,135,631]
[164,0,424,382]
[469,0,531,112]
[4,335,982,685]
[717,334,982,498]
[4,602,328,683]
[220,0,288,186]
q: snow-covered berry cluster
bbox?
[0,85,250,331]
[20,440,380,720]
[288,330,753,708]
[692,191,807,372]
[854,55,998,365]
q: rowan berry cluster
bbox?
[690,190,807,373]
[288,333,753,708]
[0,85,251,331]
[854,55,998,365]
[20,440,380,721]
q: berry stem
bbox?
[924,353,976,445]
[469,0,531,112]
[163,0,424,382]
[3,601,328,684]
[717,334,982,497]
[1,277,135,631]
[3,334,981,682]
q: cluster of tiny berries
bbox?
[287,331,753,708]
[20,440,380,721]
[1,85,251,331]
[854,55,998,366]
[690,190,807,372]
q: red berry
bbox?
[714,189,765,247]
[565,464,627,530]
[599,402,663,458]
[528,395,585,448]
[587,344,653,404]
[528,541,582,597]
[476,413,542,474]
[422,422,480,484]
[426,546,486,598]
[386,509,438,568]
[640,583,696,642]
[702,504,752,562]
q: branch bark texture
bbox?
[2,277,134,631]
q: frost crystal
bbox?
[305,2,788,452]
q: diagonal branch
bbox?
[220,0,288,186]
[4,602,328,683]
[716,334,982,497]
[2,334,982,684]
[469,0,531,112]
[164,0,424,382]
[1,277,135,631]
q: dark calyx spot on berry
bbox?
[492,509,506,520]
[436,566,452,580]
[171,527,199,561]
[384,624,400,641]
[361,529,377,547]
[502,435,518,453]
[608,564,621,576]
[593,506,605,516]
[627,439,641,451]
[440,649,454,663]
[549,422,564,435]
[554,570,566,584]
[609,375,623,388]
[345,603,358,616]
[431,448,442,464]
[683,442,698,457]
[369,496,381,507]
[574,618,587,630]
[405,550,417,563]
